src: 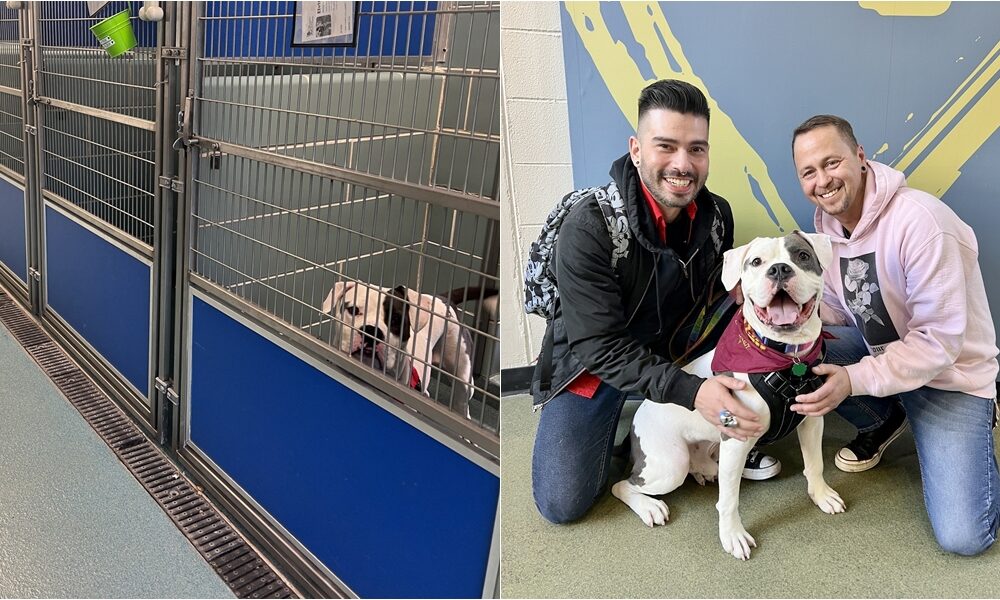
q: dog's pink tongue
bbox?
[766,295,799,325]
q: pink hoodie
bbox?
[816,160,999,399]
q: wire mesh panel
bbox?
[37,2,157,119]
[42,111,156,243]
[36,1,158,245]
[192,1,501,438]
[0,5,23,178]
[197,1,500,199]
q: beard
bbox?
[638,165,705,209]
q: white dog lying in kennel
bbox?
[322,281,476,415]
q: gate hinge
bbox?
[159,46,187,60]
[27,267,40,281]
[158,175,184,193]
[154,377,179,405]
[24,124,35,135]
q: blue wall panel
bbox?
[0,178,26,283]
[190,296,498,599]
[45,206,150,396]
[203,1,437,58]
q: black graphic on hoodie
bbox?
[841,252,899,354]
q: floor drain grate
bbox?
[0,293,298,599]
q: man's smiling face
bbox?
[629,108,709,215]
[793,124,867,228]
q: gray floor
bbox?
[0,322,235,599]
[502,392,1000,598]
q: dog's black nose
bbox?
[360,325,385,346]
[767,262,794,283]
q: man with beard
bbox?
[530,79,779,524]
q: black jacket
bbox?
[530,153,734,409]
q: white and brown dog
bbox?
[321,281,477,415]
[612,232,845,560]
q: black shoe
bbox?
[835,407,907,472]
[742,448,781,480]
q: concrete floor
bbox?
[0,321,235,599]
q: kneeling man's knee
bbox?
[935,526,996,556]
[533,488,593,524]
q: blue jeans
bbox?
[532,382,643,523]
[826,325,1000,555]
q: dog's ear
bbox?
[321,281,351,314]
[383,285,412,343]
[721,241,753,291]
[794,231,833,270]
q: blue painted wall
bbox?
[0,177,26,284]
[45,205,151,396]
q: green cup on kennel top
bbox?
[89,9,137,58]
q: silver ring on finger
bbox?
[719,409,738,428]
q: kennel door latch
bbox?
[159,47,187,61]
[154,377,179,406]
[158,176,184,194]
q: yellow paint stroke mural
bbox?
[859,2,951,17]
[891,40,1000,197]
[566,1,999,241]
[564,2,799,244]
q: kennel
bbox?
[0,2,499,598]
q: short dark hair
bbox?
[792,115,859,152]
[638,79,710,125]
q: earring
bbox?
[861,165,867,173]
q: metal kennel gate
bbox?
[0,2,499,598]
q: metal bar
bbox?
[200,138,499,219]
[38,96,156,131]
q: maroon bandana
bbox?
[711,311,826,374]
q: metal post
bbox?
[152,0,183,447]
[171,0,201,452]
[22,2,43,316]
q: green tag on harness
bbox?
[791,362,808,377]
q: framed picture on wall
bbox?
[292,1,359,47]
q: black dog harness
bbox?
[747,352,824,446]
[711,312,827,446]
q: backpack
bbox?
[523,181,630,319]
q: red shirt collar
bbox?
[639,179,698,243]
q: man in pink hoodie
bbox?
[788,114,1000,556]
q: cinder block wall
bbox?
[499,2,572,369]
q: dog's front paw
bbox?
[690,471,716,486]
[809,485,846,514]
[632,495,670,527]
[719,525,757,560]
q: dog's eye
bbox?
[799,251,811,261]
[750,257,762,267]
[343,305,360,316]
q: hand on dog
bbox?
[791,364,852,416]
[694,376,763,441]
